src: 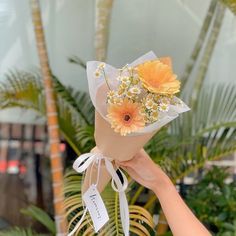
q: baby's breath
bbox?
[105,64,175,129]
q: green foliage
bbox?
[0,227,38,236]
[149,83,236,181]
[64,169,155,236]
[68,56,86,69]
[186,166,236,235]
[0,205,55,236]
[0,70,235,235]
[21,205,56,234]
[0,70,95,155]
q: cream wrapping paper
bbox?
[83,51,190,193]
[70,52,190,235]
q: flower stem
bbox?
[102,68,111,90]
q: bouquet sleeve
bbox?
[71,52,190,235]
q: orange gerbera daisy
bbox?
[107,99,145,136]
[137,58,180,95]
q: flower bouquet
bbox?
[70,52,190,235]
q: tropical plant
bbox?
[29,0,67,233]
[0,70,94,155]
[0,227,37,236]
[186,166,236,235]
[64,170,155,236]
[21,205,56,235]
[0,205,55,236]
[1,70,235,235]
[153,1,228,233]
[1,0,236,235]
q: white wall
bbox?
[0,0,235,123]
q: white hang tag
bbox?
[82,184,109,232]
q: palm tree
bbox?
[29,0,67,234]
[0,69,235,236]
[0,0,236,235]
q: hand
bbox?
[117,149,211,236]
[116,149,171,193]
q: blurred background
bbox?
[0,0,235,235]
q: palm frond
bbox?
[21,205,56,234]
[0,70,94,155]
[64,169,155,235]
[66,87,94,125]
[0,227,38,236]
[75,125,95,153]
[68,56,86,69]
[53,77,93,125]
[144,127,170,158]
[152,82,236,180]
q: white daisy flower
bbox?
[158,103,169,112]
[98,62,105,69]
[129,86,141,94]
[145,99,155,109]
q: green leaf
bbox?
[0,69,95,155]
[0,227,40,236]
[64,170,155,235]
[21,205,56,234]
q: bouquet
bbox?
[69,52,190,235]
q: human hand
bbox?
[116,149,171,193]
[117,149,211,236]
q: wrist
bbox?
[152,173,174,197]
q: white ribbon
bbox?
[67,153,129,236]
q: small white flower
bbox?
[152,103,158,111]
[145,99,155,109]
[161,97,170,105]
[120,76,130,84]
[150,111,158,121]
[126,91,133,98]
[146,93,154,100]
[94,70,101,78]
[107,90,115,98]
[98,62,105,69]
[129,86,141,94]
[158,103,169,112]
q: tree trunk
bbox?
[181,0,217,91]
[95,0,114,61]
[30,0,68,235]
[190,2,226,109]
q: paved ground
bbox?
[0,174,29,227]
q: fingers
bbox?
[116,159,133,168]
[116,150,149,168]
[119,165,141,183]
[134,149,151,160]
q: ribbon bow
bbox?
[68,153,129,236]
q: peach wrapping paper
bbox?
[83,51,190,193]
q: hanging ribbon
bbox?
[68,153,129,236]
